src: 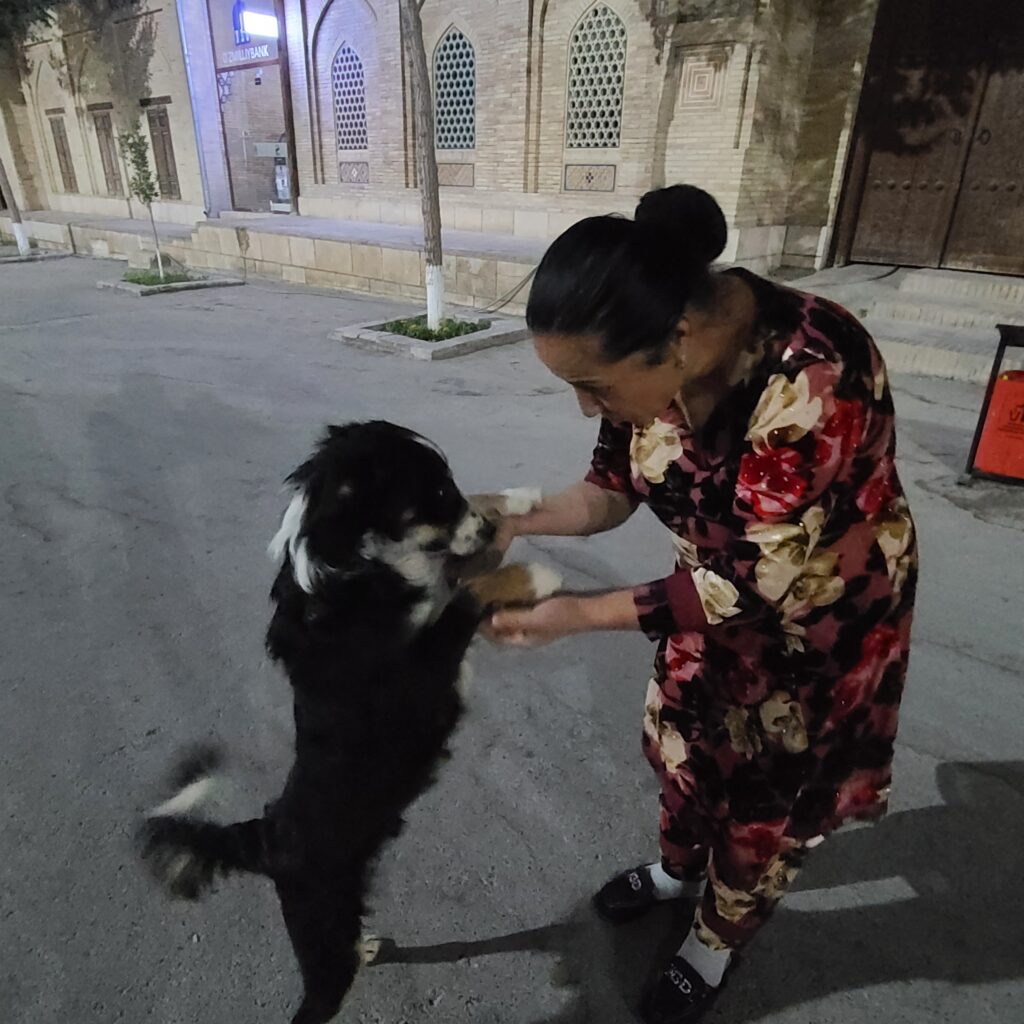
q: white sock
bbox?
[679,927,732,988]
[647,861,703,901]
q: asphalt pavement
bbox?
[1,257,1021,1024]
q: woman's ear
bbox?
[669,317,691,370]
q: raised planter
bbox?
[332,315,528,361]
[97,275,244,297]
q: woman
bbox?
[487,186,918,1023]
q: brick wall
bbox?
[282,0,880,266]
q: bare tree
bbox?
[399,0,444,330]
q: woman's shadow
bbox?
[368,761,1024,1022]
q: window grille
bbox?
[434,28,476,150]
[332,45,368,151]
[565,5,627,149]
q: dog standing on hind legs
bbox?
[137,421,558,1024]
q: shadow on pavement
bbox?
[371,761,1024,1022]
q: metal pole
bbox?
[273,0,300,213]
[175,0,214,217]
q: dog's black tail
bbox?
[138,744,275,899]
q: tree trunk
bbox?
[398,0,444,330]
[651,24,687,190]
[0,153,30,256]
[147,202,165,281]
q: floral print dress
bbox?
[586,270,918,950]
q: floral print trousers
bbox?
[655,761,811,952]
[644,680,814,953]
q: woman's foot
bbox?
[640,955,725,1024]
[592,863,702,924]
[641,929,734,1024]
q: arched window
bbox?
[565,4,627,149]
[434,27,476,150]
[332,44,368,151]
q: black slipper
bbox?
[640,955,732,1024]
[592,865,665,924]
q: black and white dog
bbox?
[138,421,557,1024]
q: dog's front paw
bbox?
[138,817,216,901]
[465,562,562,610]
[357,934,383,966]
[468,487,543,520]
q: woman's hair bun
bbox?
[634,184,727,266]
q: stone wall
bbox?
[9,2,205,224]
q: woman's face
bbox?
[533,332,685,427]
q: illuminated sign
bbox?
[216,0,278,68]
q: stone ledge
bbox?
[97,276,245,297]
[332,316,529,361]
[0,251,71,265]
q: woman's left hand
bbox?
[484,595,585,647]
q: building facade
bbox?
[2,0,1022,274]
[0,1,207,224]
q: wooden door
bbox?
[849,0,987,267]
[943,40,1024,274]
[146,106,180,200]
[48,116,78,194]
[93,112,124,197]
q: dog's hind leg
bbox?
[277,880,364,1024]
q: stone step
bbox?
[862,316,1024,385]
[898,267,1024,306]
[871,296,1024,331]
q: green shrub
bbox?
[382,316,489,342]
[123,269,192,286]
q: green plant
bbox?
[382,316,489,342]
[123,269,191,286]
[118,121,165,281]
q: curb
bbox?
[332,316,529,361]
[97,276,245,297]
[0,251,70,265]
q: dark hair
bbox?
[525,185,727,363]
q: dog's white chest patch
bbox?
[361,527,448,627]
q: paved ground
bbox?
[1,257,1021,1024]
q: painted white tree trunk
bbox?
[12,221,30,257]
[426,263,444,330]
[398,0,445,331]
[0,154,30,257]
[147,203,165,281]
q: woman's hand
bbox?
[484,588,641,646]
[485,595,586,647]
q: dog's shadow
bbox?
[368,761,1024,1022]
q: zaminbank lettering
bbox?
[223,44,271,63]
